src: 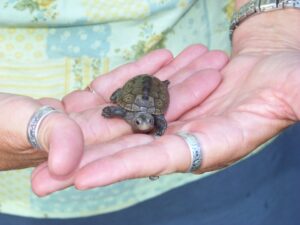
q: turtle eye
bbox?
[135,119,141,125]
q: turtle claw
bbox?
[102,106,113,118]
[154,114,167,136]
[154,130,164,136]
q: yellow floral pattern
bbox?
[34,0,54,9]
[4,0,58,22]
[81,0,149,22]
[0,28,47,61]
[224,0,235,21]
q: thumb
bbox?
[35,98,84,176]
[36,109,84,176]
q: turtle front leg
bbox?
[102,106,127,118]
[154,114,167,136]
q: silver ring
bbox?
[176,132,202,172]
[27,106,58,150]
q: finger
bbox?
[38,112,84,176]
[91,49,173,102]
[166,69,222,121]
[31,167,75,197]
[155,44,208,81]
[31,134,153,196]
[62,90,105,113]
[169,50,229,86]
[74,134,192,190]
[31,161,48,180]
[69,106,133,144]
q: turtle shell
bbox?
[116,74,169,115]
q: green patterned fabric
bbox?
[0,0,234,218]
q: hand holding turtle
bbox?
[49,48,299,192]
[73,11,300,188]
[31,44,229,196]
[32,8,300,193]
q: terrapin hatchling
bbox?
[102,74,170,136]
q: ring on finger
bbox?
[27,105,59,150]
[176,132,202,172]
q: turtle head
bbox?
[132,112,154,133]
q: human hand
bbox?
[31,44,229,195]
[0,94,83,175]
[70,49,300,189]
[76,51,299,182]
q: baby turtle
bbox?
[102,74,170,136]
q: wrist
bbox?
[232,7,300,55]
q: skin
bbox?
[4,1,300,197]
[31,45,228,195]
[1,46,222,173]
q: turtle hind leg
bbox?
[102,106,127,118]
[110,88,122,103]
[153,114,167,136]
